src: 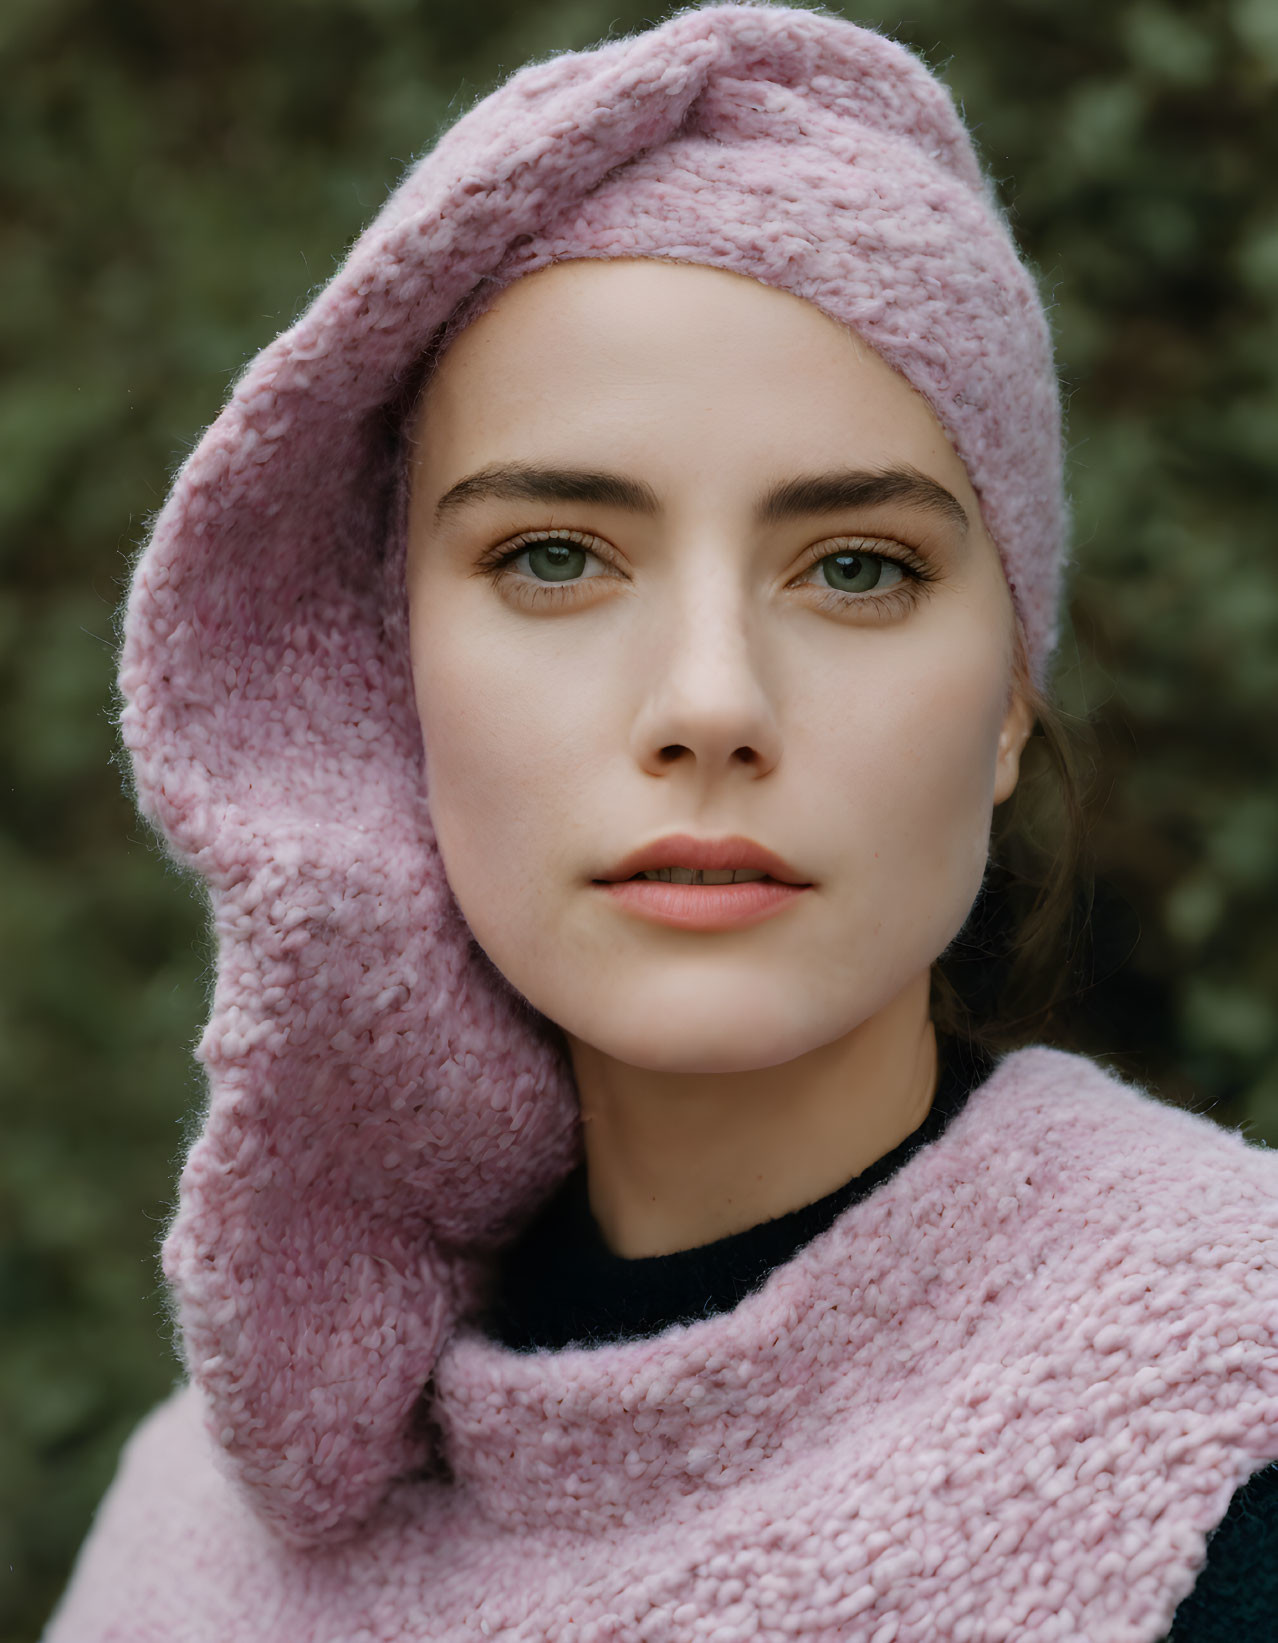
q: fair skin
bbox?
[406,259,1034,1258]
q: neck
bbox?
[565,971,938,1258]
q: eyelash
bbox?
[476,528,938,618]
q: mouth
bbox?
[592,833,812,930]
[595,832,810,887]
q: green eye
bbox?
[525,540,588,582]
[819,552,904,594]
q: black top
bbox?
[480,1037,1277,1639]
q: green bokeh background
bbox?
[3,0,1276,1635]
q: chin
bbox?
[561,1005,838,1078]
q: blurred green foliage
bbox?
[2,0,1275,1635]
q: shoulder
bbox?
[971,1045,1278,1229]
[949,1047,1278,1392]
[42,1384,297,1643]
[79,1380,232,1532]
[1168,1461,1278,1640]
[44,1382,456,1642]
[43,1385,239,1641]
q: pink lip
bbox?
[592,832,812,931]
[596,832,809,886]
[597,877,809,931]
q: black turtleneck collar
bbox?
[481,1034,994,1353]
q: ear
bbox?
[993,684,1036,806]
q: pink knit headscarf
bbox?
[119,2,1067,1546]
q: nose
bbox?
[628,574,783,783]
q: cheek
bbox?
[812,639,1007,933]
[411,602,596,930]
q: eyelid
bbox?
[475,526,616,576]
[794,533,937,584]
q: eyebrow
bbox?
[433,461,970,534]
[759,467,969,534]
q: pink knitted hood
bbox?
[118,2,1066,1547]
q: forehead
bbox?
[412,258,981,516]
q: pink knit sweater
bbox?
[46,1047,1278,1642]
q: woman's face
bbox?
[406,259,1031,1076]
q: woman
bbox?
[45,4,1276,1639]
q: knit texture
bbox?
[45,1049,1278,1642]
[113,1,1067,1549]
